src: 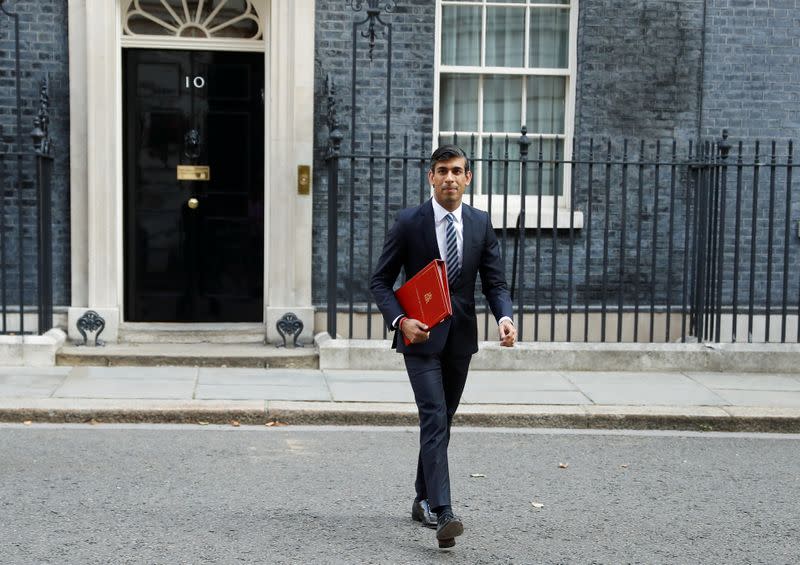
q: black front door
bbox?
[123,49,264,322]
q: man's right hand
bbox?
[400,318,430,344]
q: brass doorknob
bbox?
[187,197,199,209]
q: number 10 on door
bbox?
[186,76,205,89]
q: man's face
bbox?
[428,156,472,211]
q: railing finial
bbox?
[325,74,343,159]
[718,129,732,160]
[518,125,531,158]
[31,75,51,156]
[351,0,396,61]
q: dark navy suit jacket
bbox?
[370,199,513,357]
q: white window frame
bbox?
[433,0,582,229]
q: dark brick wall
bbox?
[0,0,70,313]
[701,0,800,144]
[312,0,708,308]
[311,0,800,322]
[313,1,436,304]
[700,0,800,318]
[576,0,705,141]
[567,0,705,318]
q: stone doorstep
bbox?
[55,343,319,369]
[115,322,273,345]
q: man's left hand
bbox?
[499,320,516,347]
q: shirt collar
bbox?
[431,197,463,224]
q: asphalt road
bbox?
[1,424,798,564]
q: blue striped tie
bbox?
[445,213,460,284]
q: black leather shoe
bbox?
[411,499,438,528]
[436,511,464,548]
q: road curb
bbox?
[2,405,799,433]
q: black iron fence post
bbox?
[32,76,54,334]
[325,76,343,338]
[714,130,732,342]
[34,154,53,333]
[517,126,531,341]
[691,142,711,340]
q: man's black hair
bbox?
[430,144,470,173]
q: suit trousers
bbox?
[404,352,472,510]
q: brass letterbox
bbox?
[177,165,210,181]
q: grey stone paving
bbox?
[0,367,800,413]
[52,367,196,400]
[198,368,325,386]
[195,383,331,401]
[686,371,800,391]
[564,371,730,406]
[711,389,800,408]
[1,367,799,411]
[0,373,66,397]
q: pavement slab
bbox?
[564,371,729,406]
[466,370,577,391]
[711,389,800,407]
[0,367,72,376]
[323,370,408,382]
[65,366,198,380]
[462,371,586,404]
[327,380,416,403]
[0,373,67,397]
[195,384,332,401]
[685,371,800,391]
[198,368,325,387]
[53,366,197,399]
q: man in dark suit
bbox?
[370,144,516,549]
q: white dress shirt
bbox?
[431,197,463,268]
[393,198,513,330]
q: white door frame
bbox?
[67,0,315,343]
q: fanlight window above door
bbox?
[124,0,263,40]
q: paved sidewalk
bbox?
[1,366,800,431]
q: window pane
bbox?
[478,138,565,197]
[482,137,521,196]
[485,8,525,68]
[526,76,566,134]
[524,138,565,196]
[529,0,569,4]
[529,8,569,68]
[483,75,522,133]
[441,6,481,66]
[201,0,259,38]
[440,74,479,132]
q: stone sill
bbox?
[468,195,584,230]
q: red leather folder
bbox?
[395,259,452,345]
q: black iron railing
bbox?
[322,124,799,343]
[0,0,54,336]
[319,0,799,344]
